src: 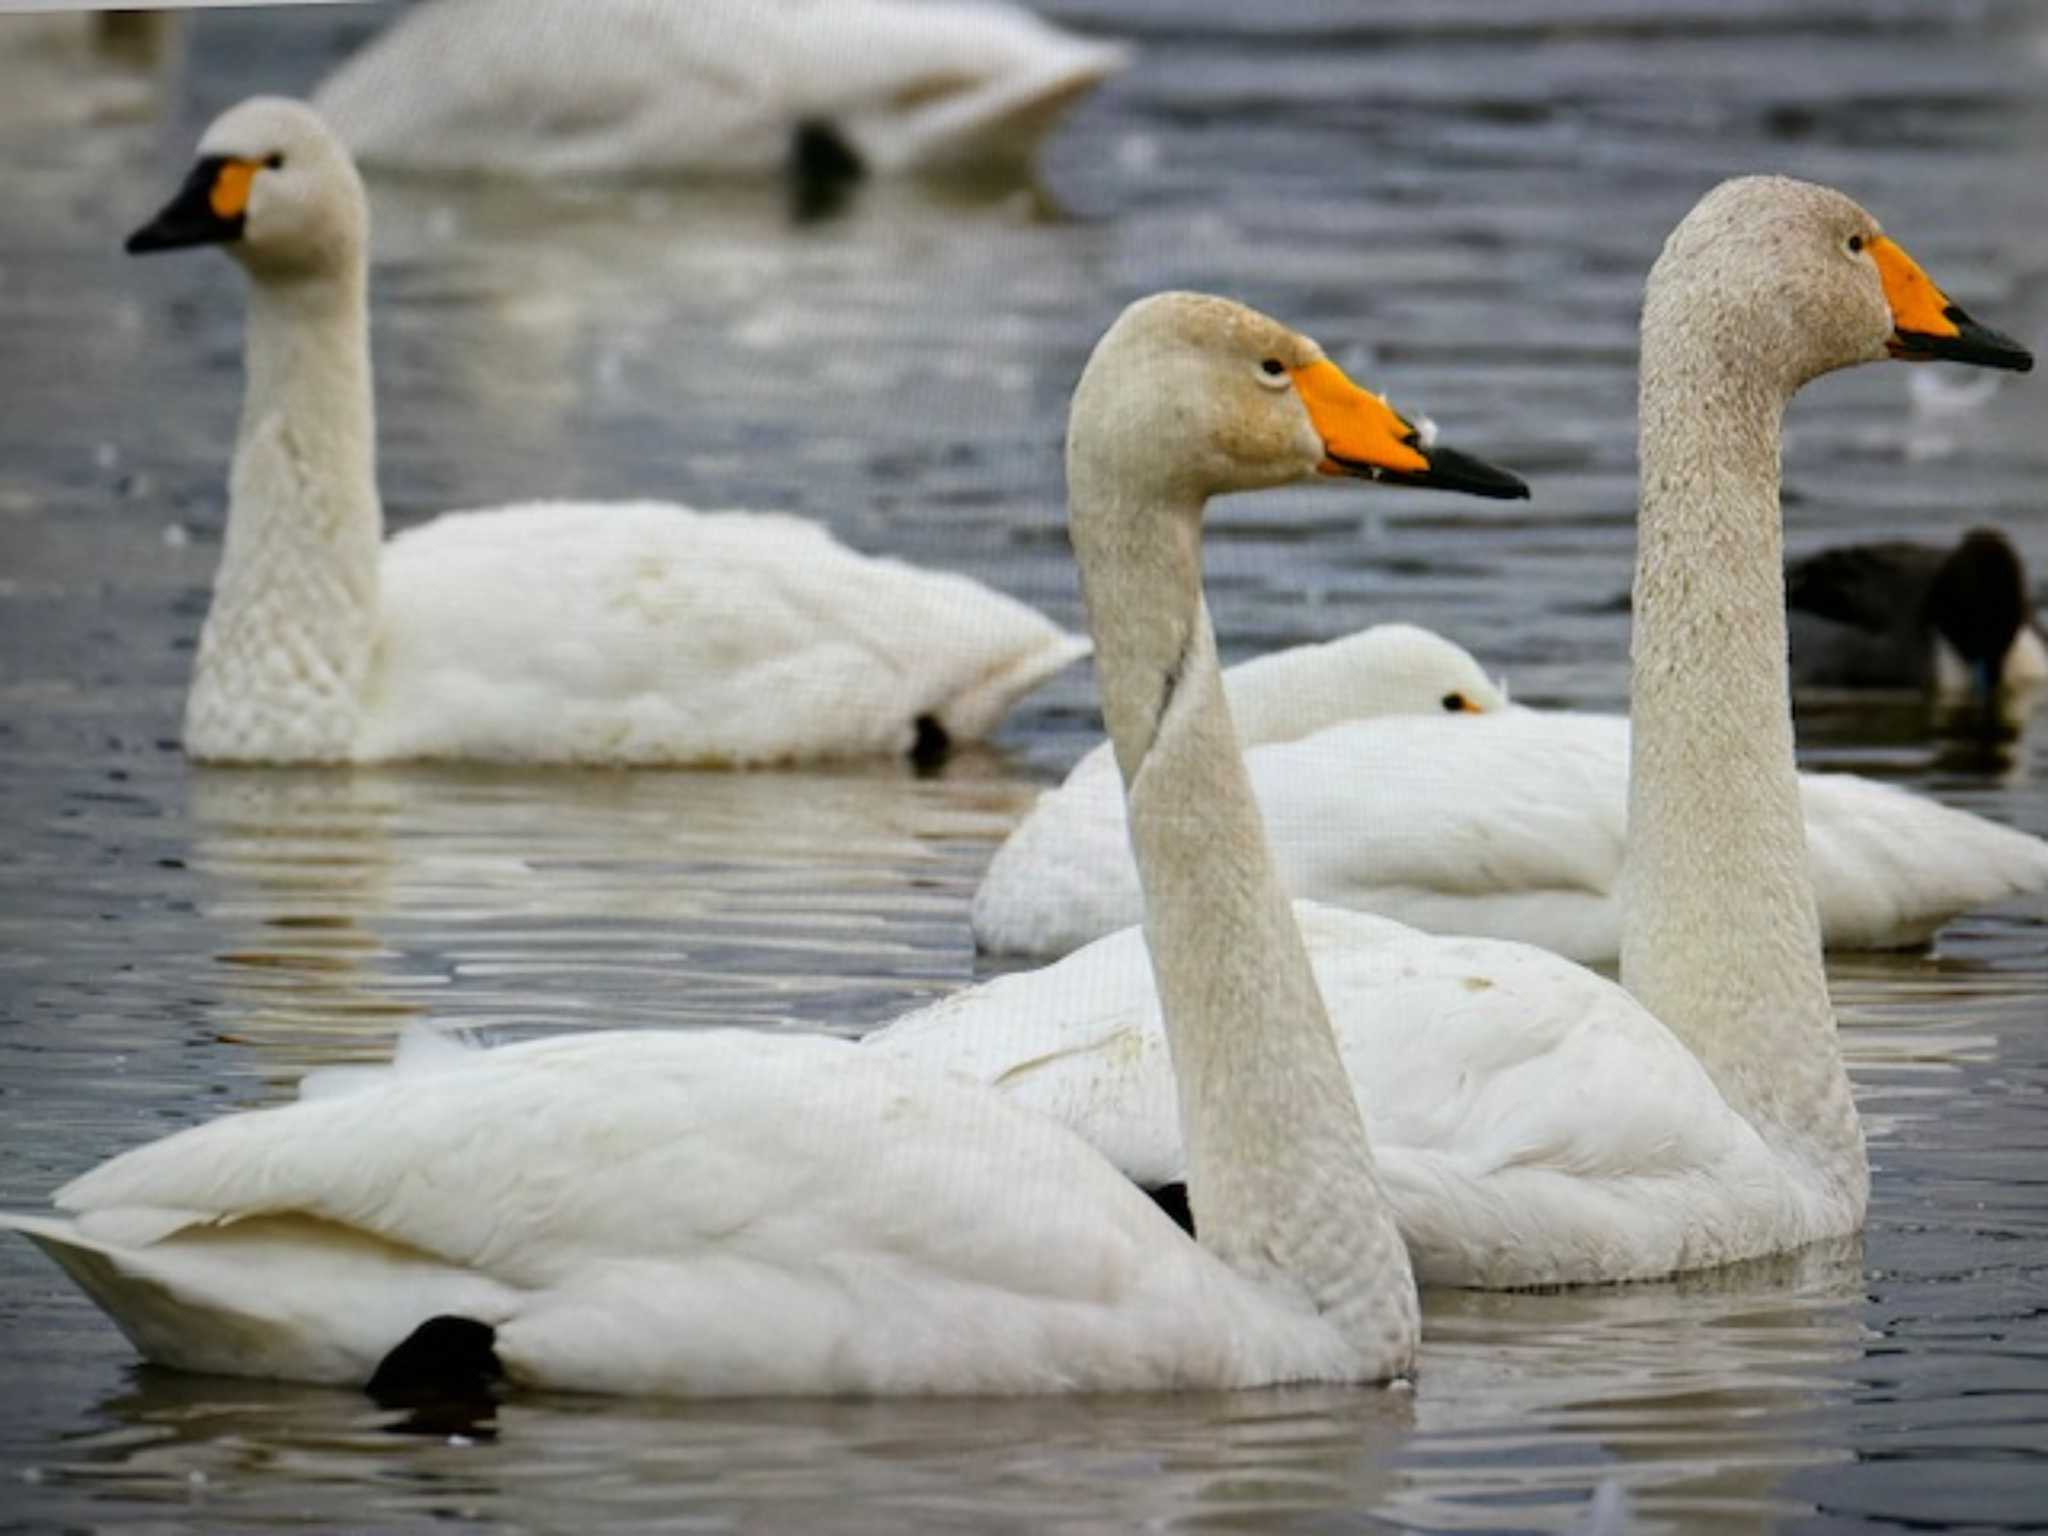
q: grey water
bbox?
[2,2,2046,1530]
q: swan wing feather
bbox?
[359,501,1084,764]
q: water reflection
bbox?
[179,759,1037,1089]
[39,1250,1877,1534]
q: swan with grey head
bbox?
[128,97,1087,767]
[874,177,2036,1287]
[0,294,1532,1395]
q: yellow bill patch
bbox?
[1871,235,1959,341]
[210,160,258,220]
[1291,360,1431,478]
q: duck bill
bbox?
[1873,236,2034,372]
[126,157,254,254]
[1292,359,1530,500]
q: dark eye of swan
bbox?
[1260,358,1285,376]
[264,152,285,170]
[1847,233,1864,254]
[1441,692,1468,712]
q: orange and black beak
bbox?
[126,157,257,254]
[1292,359,1529,500]
[1873,236,2033,373]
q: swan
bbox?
[124,97,1087,767]
[1787,526,2047,702]
[0,292,1537,1395]
[970,706,2048,963]
[872,176,2038,1287]
[309,0,1127,182]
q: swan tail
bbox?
[1,1209,511,1385]
[931,631,1091,744]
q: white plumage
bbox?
[9,1031,1361,1395]
[361,501,1088,765]
[135,99,1085,766]
[884,181,2040,1290]
[311,0,1128,179]
[972,706,2048,961]
[872,901,1810,1287]
[7,292,1488,1395]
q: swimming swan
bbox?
[970,705,2048,962]
[129,97,1087,766]
[873,177,2037,1287]
[0,293,1535,1395]
[310,0,1127,181]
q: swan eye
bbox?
[1441,692,1469,712]
[264,152,285,170]
[1255,357,1290,390]
[1847,233,1864,254]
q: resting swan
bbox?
[970,701,2048,963]
[310,0,1127,181]
[129,98,1087,767]
[873,177,2037,1287]
[0,294,1536,1395]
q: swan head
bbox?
[1326,624,1510,715]
[126,96,364,281]
[1068,293,1530,505]
[1649,177,2033,390]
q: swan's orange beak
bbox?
[1874,237,2033,372]
[1292,359,1529,499]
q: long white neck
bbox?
[185,256,381,762]
[1068,439,1417,1371]
[1620,299,1865,1205]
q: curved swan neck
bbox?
[1621,296,1864,1195]
[1068,431,1417,1368]
[186,251,382,762]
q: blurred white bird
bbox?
[311,0,1128,183]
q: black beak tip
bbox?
[1896,311,2035,374]
[1426,444,1532,501]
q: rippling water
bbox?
[2,2,2046,1531]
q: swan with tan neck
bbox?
[874,177,2036,1286]
[129,97,1087,767]
[0,294,1533,1394]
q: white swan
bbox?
[124,98,1086,767]
[873,177,2038,1287]
[309,0,1127,181]
[0,292,1540,1395]
[971,705,2048,962]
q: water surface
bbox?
[3,2,2047,1530]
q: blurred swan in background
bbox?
[311,0,1127,182]
[875,177,2037,1288]
[1787,526,2046,705]
[0,290,1542,1397]
[124,98,1086,767]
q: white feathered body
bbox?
[971,709,2048,960]
[356,500,1086,764]
[870,902,1847,1288]
[3,1029,1381,1396]
[190,498,1086,766]
[311,0,1127,178]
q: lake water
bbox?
[2,2,2046,1531]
